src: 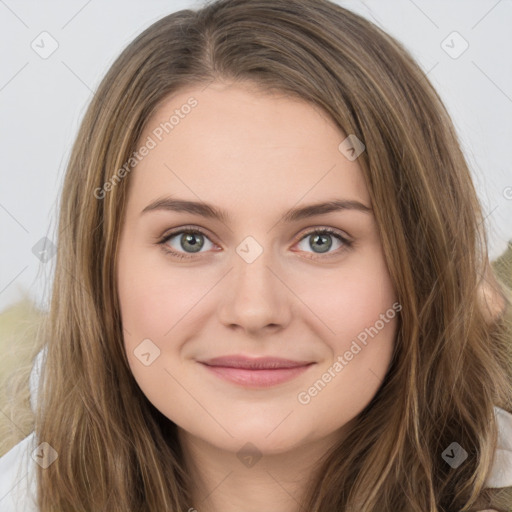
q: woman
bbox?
[1,0,511,510]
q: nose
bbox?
[216,244,292,335]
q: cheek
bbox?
[117,248,200,340]
[117,250,215,397]
[292,250,398,410]
[118,266,166,338]
[117,247,173,377]
[295,251,397,344]
[297,275,398,429]
[117,256,191,425]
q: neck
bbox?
[177,427,346,512]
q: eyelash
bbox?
[157,226,352,261]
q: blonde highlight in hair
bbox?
[23,0,512,510]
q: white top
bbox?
[0,347,44,512]
[1,347,512,510]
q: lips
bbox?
[198,355,315,387]
[200,355,313,369]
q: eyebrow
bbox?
[141,197,372,223]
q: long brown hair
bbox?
[25,0,512,510]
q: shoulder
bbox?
[0,432,39,511]
[485,406,512,489]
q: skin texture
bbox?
[117,81,400,512]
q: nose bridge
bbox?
[217,236,291,332]
[234,241,274,295]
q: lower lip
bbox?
[200,363,314,388]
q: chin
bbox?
[211,419,311,454]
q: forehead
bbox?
[126,82,370,216]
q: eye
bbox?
[295,227,352,258]
[158,227,216,260]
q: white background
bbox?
[0,0,511,313]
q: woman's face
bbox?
[117,81,399,455]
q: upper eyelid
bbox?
[160,226,216,244]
